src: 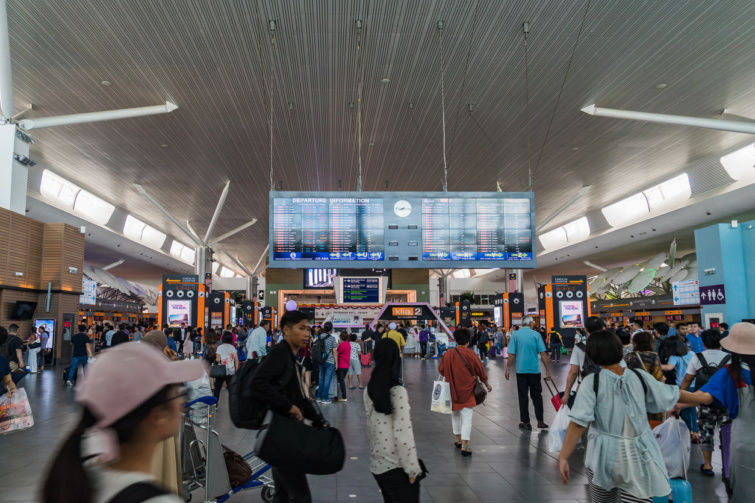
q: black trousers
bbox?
[336,368,348,399]
[272,467,312,503]
[516,373,544,424]
[478,344,489,359]
[212,374,234,405]
[373,468,420,503]
[419,341,427,356]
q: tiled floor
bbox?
[1,354,730,502]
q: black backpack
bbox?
[694,352,731,389]
[229,355,294,430]
[576,342,601,378]
[311,334,331,365]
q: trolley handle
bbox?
[186,396,218,408]
[543,378,560,398]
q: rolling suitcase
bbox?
[62,366,78,383]
[360,353,371,367]
[544,378,563,411]
[652,478,693,503]
[720,421,733,497]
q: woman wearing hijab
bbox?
[364,338,422,502]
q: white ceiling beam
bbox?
[208,219,257,246]
[216,245,252,276]
[250,245,269,277]
[536,185,591,232]
[185,221,202,244]
[581,104,755,135]
[0,0,13,119]
[18,101,178,130]
[583,261,607,272]
[203,180,230,244]
[133,183,203,247]
[12,104,33,121]
[102,259,125,271]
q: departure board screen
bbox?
[270,191,536,268]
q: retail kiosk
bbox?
[157,274,206,333]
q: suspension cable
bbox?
[438,21,448,192]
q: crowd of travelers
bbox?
[1,309,752,503]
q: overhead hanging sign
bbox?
[79,279,97,305]
[672,279,700,306]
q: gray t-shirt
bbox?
[320,333,337,364]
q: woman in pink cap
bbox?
[42,342,204,503]
[675,322,755,503]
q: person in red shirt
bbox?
[336,332,351,402]
[439,328,492,457]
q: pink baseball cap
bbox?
[76,342,205,428]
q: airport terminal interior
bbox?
[1,1,755,502]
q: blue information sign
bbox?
[342,277,380,303]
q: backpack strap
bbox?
[629,368,648,396]
[696,352,708,369]
[107,482,168,503]
[720,354,731,367]
[592,368,601,395]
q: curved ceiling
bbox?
[9,0,755,270]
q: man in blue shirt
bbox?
[506,316,553,430]
[686,321,705,353]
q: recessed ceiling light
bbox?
[161,144,168,147]
[101,81,111,86]
[656,83,667,89]
[381,78,390,84]
[571,147,579,151]
[369,143,375,146]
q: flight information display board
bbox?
[270,191,536,268]
[342,278,381,303]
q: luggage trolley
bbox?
[182,396,276,502]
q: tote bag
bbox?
[0,388,34,434]
[430,376,452,414]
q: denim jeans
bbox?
[68,356,88,381]
[317,362,335,401]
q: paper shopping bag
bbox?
[430,377,452,414]
[0,388,34,434]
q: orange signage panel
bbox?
[635,312,650,316]
[665,310,682,315]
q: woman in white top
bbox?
[559,330,705,502]
[365,338,423,502]
[42,342,203,503]
[213,331,238,405]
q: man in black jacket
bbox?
[250,310,324,503]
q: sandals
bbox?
[454,441,462,449]
[461,448,473,457]
[700,464,714,477]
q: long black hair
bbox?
[729,353,755,389]
[42,385,176,503]
[367,338,402,415]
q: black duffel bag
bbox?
[254,410,345,475]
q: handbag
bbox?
[209,363,227,379]
[255,409,346,475]
[455,349,487,406]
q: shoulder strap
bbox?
[454,348,476,379]
[630,368,648,396]
[696,352,708,368]
[107,482,168,503]
[592,369,601,395]
[633,352,648,372]
[720,354,732,367]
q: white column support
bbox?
[251,245,269,277]
[208,219,257,246]
[102,260,125,271]
[11,105,33,121]
[0,0,14,119]
[216,245,252,276]
[18,102,178,130]
[0,124,27,213]
[133,183,203,247]
[536,186,591,232]
[581,104,755,135]
[203,181,231,244]
[185,221,202,244]
[583,261,608,272]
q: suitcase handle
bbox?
[543,377,560,397]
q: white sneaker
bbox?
[66,380,73,386]
[320,399,330,405]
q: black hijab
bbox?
[367,338,403,415]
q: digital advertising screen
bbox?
[34,319,55,351]
[269,191,536,268]
[167,300,192,326]
[560,301,584,328]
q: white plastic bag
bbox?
[430,377,452,414]
[653,415,690,479]
[0,388,34,434]
[548,404,579,452]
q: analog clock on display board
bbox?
[394,200,412,218]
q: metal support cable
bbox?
[447,0,480,171]
[438,21,448,192]
[530,0,592,189]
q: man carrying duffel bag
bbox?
[248,310,345,502]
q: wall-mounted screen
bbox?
[167,300,192,326]
[304,269,337,289]
[34,319,55,354]
[270,191,536,268]
[560,301,584,328]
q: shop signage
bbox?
[699,284,726,305]
[635,312,650,316]
[664,310,682,315]
[95,312,105,316]
[609,312,623,316]
[392,307,414,317]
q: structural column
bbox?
[0,124,29,214]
